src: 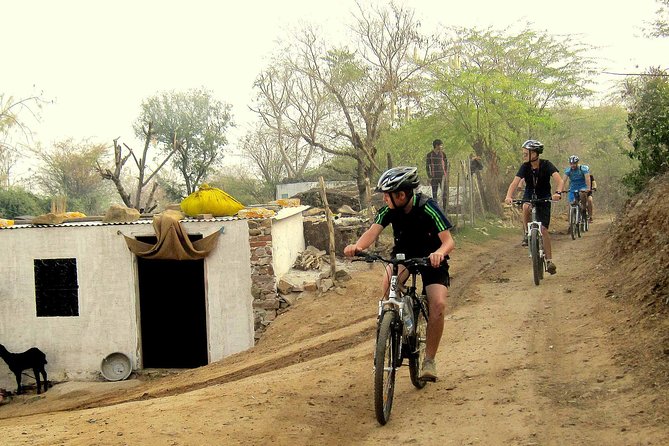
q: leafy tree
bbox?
[646,0,669,38]
[427,26,595,213]
[134,88,234,196]
[622,67,669,192]
[208,168,274,205]
[545,104,636,211]
[0,187,49,218]
[33,139,114,214]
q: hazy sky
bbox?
[3,0,667,172]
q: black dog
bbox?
[0,344,48,394]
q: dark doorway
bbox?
[136,235,208,368]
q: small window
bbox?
[34,258,79,317]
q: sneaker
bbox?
[588,217,593,223]
[420,358,438,382]
[521,236,528,247]
[546,261,557,275]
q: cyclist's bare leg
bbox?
[522,203,531,233]
[541,226,552,260]
[381,264,409,298]
[587,196,594,219]
[424,283,447,360]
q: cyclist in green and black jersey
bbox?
[344,166,455,381]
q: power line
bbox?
[602,70,669,77]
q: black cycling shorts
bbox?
[418,263,450,288]
[533,201,552,229]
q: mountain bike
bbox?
[513,198,552,286]
[354,252,431,425]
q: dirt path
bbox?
[0,220,667,445]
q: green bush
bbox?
[624,68,669,193]
[0,187,50,218]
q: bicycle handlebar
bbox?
[354,252,431,268]
[511,198,553,205]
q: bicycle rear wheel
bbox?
[530,228,541,286]
[375,310,398,425]
[409,296,429,389]
[582,207,589,232]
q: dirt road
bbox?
[0,220,667,445]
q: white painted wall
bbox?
[275,181,356,200]
[271,207,308,280]
[0,218,254,389]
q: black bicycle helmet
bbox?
[375,166,420,192]
[521,139,544,154]
[568,155,579,163]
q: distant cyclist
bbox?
[344,166,455,381]
[562,155,593,222]
[504,140,563,274]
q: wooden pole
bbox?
[443,159,450,212]
[473,171,485,216]
[460,161,467,225]
[318,176,337,278]
[468,160,474,226]
[455,170,461,228]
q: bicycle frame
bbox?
[355,252,431,425]
[522,202,545,260]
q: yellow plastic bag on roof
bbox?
[0,218,14,227]
[180,183,244,217]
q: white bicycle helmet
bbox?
[522,139,544,154]
[375,166,420,192]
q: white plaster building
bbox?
[0,207,306,389]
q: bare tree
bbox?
[267,2,442,207]
[250,65,322,179]
[239,123,288,186]
[96,122,179,212]
[1,93,47,188]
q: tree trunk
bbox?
[471,138,503,215]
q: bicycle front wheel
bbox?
[409,296,429,389]
[569,206,576,240]
[375,310,399,425]
[530,228,541,286]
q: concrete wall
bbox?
[0,218,254,389]
[276,181,355,200]
[271,207,307,280]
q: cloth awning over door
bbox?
[123,210,222,260]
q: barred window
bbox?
[34,258,79,317]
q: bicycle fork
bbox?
[526,222,544,259]
[374,275,405,373]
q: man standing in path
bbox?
[426,139,447,201]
